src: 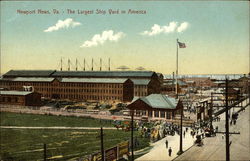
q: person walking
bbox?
[183,131,186,138]
[168,147,172,157]
[165,139,168,148]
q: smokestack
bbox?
[100,58,102,71]
[172,72,175,91]
[92,58,93,71]
[68,59,70,71]
[76,58,78,71]
[60,57,63,71]
[84,58,85,71]
[108,58,110,71]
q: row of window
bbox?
[3,82,125,88]
[135,85,148,89]
[134,91,147,96]
[0,97,19,103]
[134,110,172,119]
[9,86,124,95]
[42,94,123,101]
[61,83,124,88]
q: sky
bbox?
[0,1,249,75]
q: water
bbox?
[163,74,245,80]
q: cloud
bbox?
[163,22,178,33]
[141,21,189,36]
[177,22,189,33]
[44,18,81,32]
[80,30,125,48]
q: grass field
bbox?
[0,112,113,127]
[0,112,150,161]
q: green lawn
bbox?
[0,112,150,160]
[0,112,113,127]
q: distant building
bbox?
[0,90,41,106]
[161,79,187,94]
[183,77,215,89]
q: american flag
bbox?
[178,42,186,48]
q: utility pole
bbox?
[177,104,183,155]
[225,78,230,161]
[131,110,134,161]
[176,101,184,156]
[172,72,175,92]
[213,79,241,161]
[43,143,47,161]
[210,92,213,127]
[100,127,104,161]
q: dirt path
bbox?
[0,105,126,121]
[0,126,117,130]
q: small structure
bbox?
[197,98,211,122]
[0,90,41,106]
[161,79,188,94]
[127,94,183,120]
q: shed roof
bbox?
[13,77,55,82]
[131,94,178,110]
[0,90,33,96]
[3,70,56,77]
[60,78,129,83]
[52,71,155,78]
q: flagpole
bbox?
[176,38,183,155]
[176,39,178,99]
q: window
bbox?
[166,112,171,119]
[154,111,159,117]
[160,111,165,118]
[148,111,152,117]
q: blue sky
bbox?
[1,1,249,74]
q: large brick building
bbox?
[0,70,161,102]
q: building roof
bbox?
[133,94,178,109]
[186,80,195,84]
[12,77,55,82]
[0,90,33,96]
[131,79,151,85]
[3,70,56,77]
[60,78,130,83]
[163,80,187,86]
[0,78,14,81]
[157,73,163,78]
[52,71,155,78]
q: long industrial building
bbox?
[0,70,162,102]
